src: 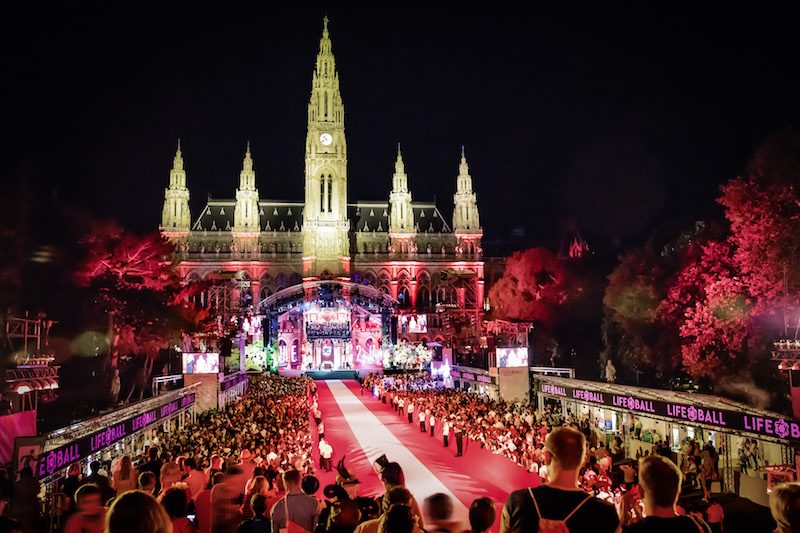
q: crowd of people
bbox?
[2,372,800,532]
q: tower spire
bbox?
[453,146,481,235]
[161,141,191,235]
[173,139,184,171]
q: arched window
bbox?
[417,286,431,311]
[398,286,411,308]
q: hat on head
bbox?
[336,456,360,486]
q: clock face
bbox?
[320,133,333,146]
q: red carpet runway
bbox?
[311,379,539,531]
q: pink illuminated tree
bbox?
[488,247,570,326]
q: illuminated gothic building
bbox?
[161,18,484,370]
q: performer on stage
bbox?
[443,418,450,448]
[429,413,436,437]
[407,401,414,423]
[455,422,464,457]
[398,397,405,416]
[318,420,325,440]
[419,410,426,432]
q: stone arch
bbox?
[362,271,378,287]
[397,285,411,309]
[417,285,431,311]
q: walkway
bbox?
[313,379,540,531]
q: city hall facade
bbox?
[160,18,484,370]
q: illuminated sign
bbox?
[537,381,800,445]
[37,393,195,479]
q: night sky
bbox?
[6,3,799,251]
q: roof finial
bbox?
[397,142,402,158]
[177,138,182,153]
[323,14,329,36]
[246,140,251,156]
[461,145,465,158]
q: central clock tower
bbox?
[303,16,350,277]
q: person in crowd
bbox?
[205,455,224,482]
[9,466,40,532]
[183,457,207,500]
[60,462,83,515]
[212,465,248,533]
[770,482,800,533]
[334,458,380,524]
[242,476,272,520]
[160,486,196,533]
[81,460,115,504]
[270,469,319,533]
[355,487,415,533]
[454,423,463,458]
[324,498,361,533]
[141,447,165,493]
[64,483,106,533]
[705,497,724,533]
[428,412,436,437]
[467,497,495,533]
[0,494,23,533]
[197,471,225,533]
[380,504,418,533]
[239,450,257,481]
[622,455,711,532]
[422,493,464,532]
[105,489,173,533]
[139,471,157,495]
[159,462,185,496]
[238,494,271,533]
[376,463,424,530]
[500,427,619,532]
[112,455,139,496]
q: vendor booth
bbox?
[535,376,798,506]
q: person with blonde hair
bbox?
[105,490,172,533]
[112,456,138,496]
[241,476,270,519]
[771,482,800,533]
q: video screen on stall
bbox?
[182,352,220,374]
[496,347,528,368]
[399,314,427,333]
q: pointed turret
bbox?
[234,143,260,234]
[453,146,482,240]
[389,143,415,238]
[161,140,191,237]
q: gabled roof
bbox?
[348,201,451,233]
[191,199,451,234]
[191,200,304,233]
